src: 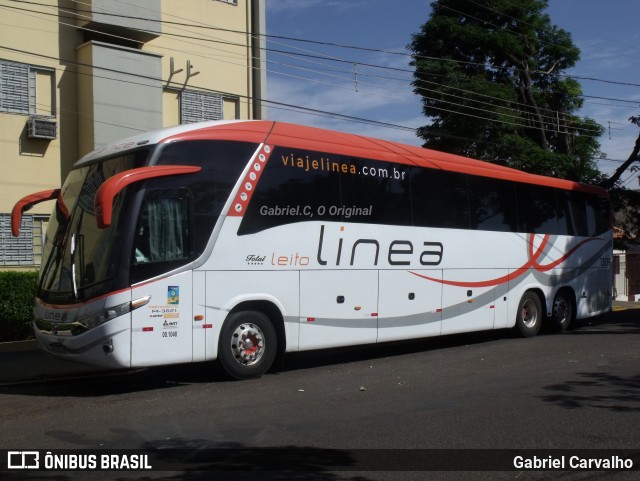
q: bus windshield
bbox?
[39,149,149,304]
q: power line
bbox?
[7,0,640,118]
[0,1,634,149]
[13,0,640,91]
[0,3,610,138]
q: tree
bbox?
[600,116,640,190]
[602,117,640,248]
[409,0,604,183]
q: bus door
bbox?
[299,270,378,350]
[130,271,193,366]
[192,271,207,362]
[440,269,508,335]
[377,269,442,342]
[127,186,198,365]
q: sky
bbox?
[264,0,640,183]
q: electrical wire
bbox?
[6,0,639,121]
[0,1,636,148]
[0,3,612,138]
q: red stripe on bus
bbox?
[410,234,602,288]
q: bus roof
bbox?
[78,120,607,196]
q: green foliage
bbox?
[409,0,604,183]
[0,271,38,342]
[610,188,640,250]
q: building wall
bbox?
[76,41,163,157]
[149,0,252,123]
[0,0,265,269]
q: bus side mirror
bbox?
[11,189,60,236]
[94,165,201,228]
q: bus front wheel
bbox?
[515,291,542,337]
[218,311,277,380]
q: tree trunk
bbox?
[519,69,549,151]
[600,131,640,190]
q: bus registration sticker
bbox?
[168,286,180,305]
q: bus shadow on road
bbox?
[279,325,516,375]
[0,361,229,398]
[570,307,640,335]
[2,308,637,398]
[0,328,507,398]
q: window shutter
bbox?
[0,214,34,265]
[0,61,29,114]
[181,90,223,124]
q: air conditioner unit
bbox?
[27,117,57,140]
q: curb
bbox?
[0,367,138,387]
[0,339,37,353]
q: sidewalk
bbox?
[1,300,639,384]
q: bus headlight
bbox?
[78,301,131,330]
[77,296,150,330]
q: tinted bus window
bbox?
[340,157,412,226]
[239,147,341,235]
[468,176,518,232]
[562,191,588,237]
[412,169,470,229]
[586,194,611,236]
[517,183,559,234]
[131,189,192,283]
[155,140,256,252]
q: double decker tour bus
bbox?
[12,120,612,379]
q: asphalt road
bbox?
[1,309,639,480]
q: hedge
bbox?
[0,271,38,342]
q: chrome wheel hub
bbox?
[521,299,538,329]
[230,323,265,366]
[553,297,568,323]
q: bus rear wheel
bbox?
[218,311,277,380]
[551,290,574,332]
[515,291,542,337]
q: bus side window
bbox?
[132,193,190,265]
[517,184,559,234]
[586,194,610,236]
[562,191,588,237]
[468,176,518,232]
[412,169,470,229]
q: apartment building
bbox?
[0,0,266,269]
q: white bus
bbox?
[12,121,612,379]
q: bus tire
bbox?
[551,289,574,332]
[218,310,277,380]
[515,291,542,338]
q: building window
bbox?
[180,89,223,124]
[0,214,49,266]
[0,61,29,114]
[0,60,55,116]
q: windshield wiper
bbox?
[70,233,79,300]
